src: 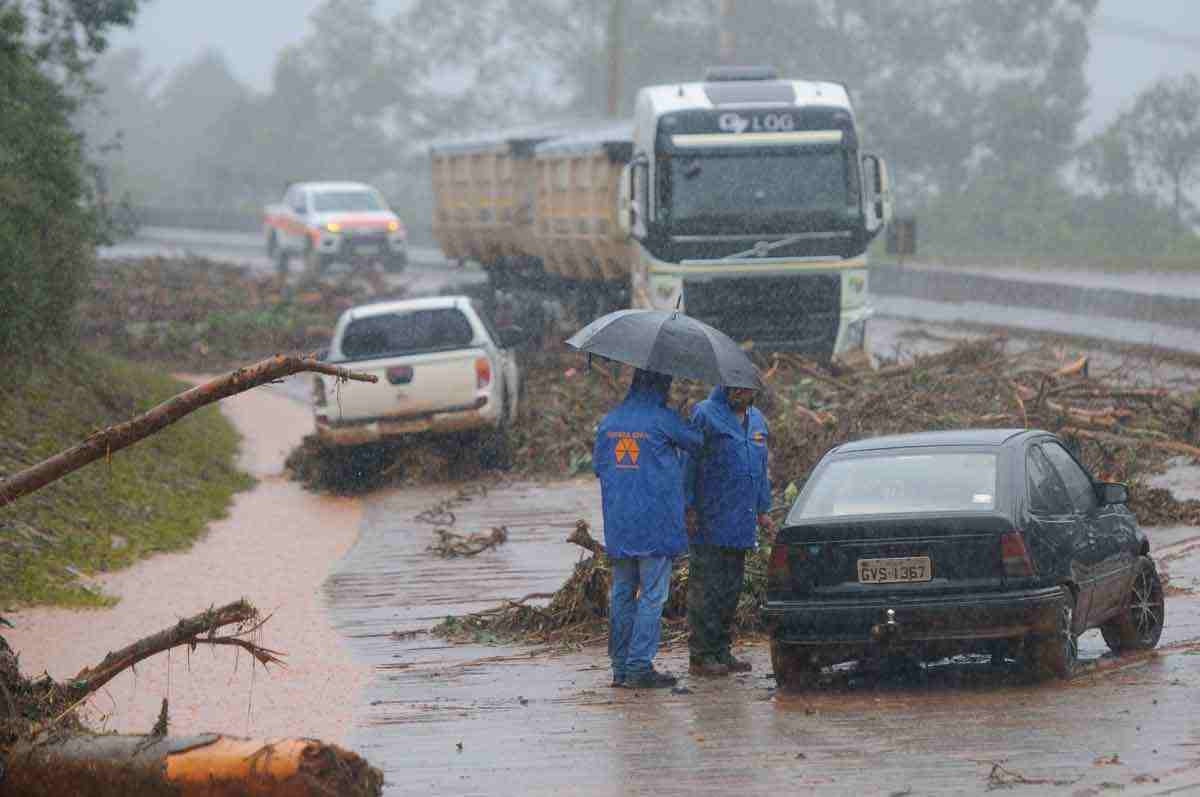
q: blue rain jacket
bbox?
[594,378,703,559]
[686,387,772,549]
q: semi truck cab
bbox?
[621,67,892,360]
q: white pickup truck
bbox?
[264,181,408,275]
[313,296,524,458]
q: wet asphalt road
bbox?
[324,477,1200,796]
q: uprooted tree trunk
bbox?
[2,734,383,796]
[0,354,376,507]
[2,600,383,795]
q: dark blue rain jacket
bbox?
[686,387,772,549]
[594,378,703,559]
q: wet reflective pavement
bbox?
[322,477,1200,795]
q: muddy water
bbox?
[323,478,1200,795]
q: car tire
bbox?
[385,252,408,272]
[1022,589,1077,681]
[770,640,820,691]
[478,393,513,470]
[1101,556,1165,653]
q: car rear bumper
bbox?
[762,586,1064,647]
[315,401,499,446]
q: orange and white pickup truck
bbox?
[312,296,526,459]
[263,181,408,274]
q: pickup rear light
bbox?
[475,357,492,389]
[313,376,327,408]
[1000,531,1036,578]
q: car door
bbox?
[1025,442,1092,627]
[1042,441,1135,626]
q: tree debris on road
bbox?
[430,526,509,557]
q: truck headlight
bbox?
[325,222,342,233]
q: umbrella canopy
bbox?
[566,309,763,390]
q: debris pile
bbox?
[433,337,1200,647]
[429,527,508,558]
[81,257,397,367]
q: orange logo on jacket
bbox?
[608,431,645,468]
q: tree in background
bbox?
[0,1,140,365]
[1081,74,1200,237]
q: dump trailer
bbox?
[431,67,892,360]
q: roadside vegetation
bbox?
[0,349,252,608]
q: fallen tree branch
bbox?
[1061,427,1200,460]
[429,526,509,557]
[567,520,606,556]
[0,354,376,507]
[64,599,283,702]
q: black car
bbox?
[763,429,1164,688]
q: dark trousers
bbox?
[687,543,747,660]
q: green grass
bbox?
[0,349,254,609]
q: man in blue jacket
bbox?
[685,385,774,677]
[595,368,703,689]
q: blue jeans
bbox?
[609,555,672,680]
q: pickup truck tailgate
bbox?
[322,349,485,421]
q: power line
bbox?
[1093,15,1200,53]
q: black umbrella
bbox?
[566,309,762,389]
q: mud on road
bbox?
[324,471,1200,796]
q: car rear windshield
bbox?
[313,190,384,213]
[789,451,999,520]
[339,308,474,360]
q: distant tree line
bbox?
[0,0,140,366]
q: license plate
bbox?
[858,556,932,584]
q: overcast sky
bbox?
[111,0,1200,134]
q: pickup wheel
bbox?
[478,392,513,470]
[771,640,820,691]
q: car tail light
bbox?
[767,544,791,582]
[313,376,327,408]
[475,357,492,389]
[1000,531,1036,577]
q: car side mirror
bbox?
[497,325,528,348]
[1099,482,1129,505]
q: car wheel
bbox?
[478,393,512,470]
[1101,556,1165,653]
[1022,589,1077,681]
[770,640,820,691]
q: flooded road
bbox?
[321,474,1200,795]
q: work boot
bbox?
[624,668,678,689]
[689,656,731,677]
[719,651,753,673]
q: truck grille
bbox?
[684,274,841,357]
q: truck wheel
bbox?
[1021,589,1078,681]
[385,252,408,273]
[770,640,820,691]
[1102,556,1164,653]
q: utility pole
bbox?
[606,0,625,117]
[718,0,735,64]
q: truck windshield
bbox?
[664,149,851,225]
[789,452,999,521]
[312,190,384,213]
[339,308,474,360]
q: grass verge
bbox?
[0,348,253,609]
